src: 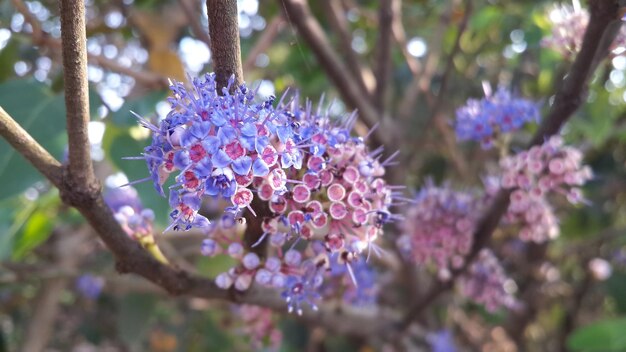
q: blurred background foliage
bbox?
[0,0,626,351]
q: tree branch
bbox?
[178,0,212,48]
[207,0,244,89]
[280,0,393,147]
[14,0,166,88]
[398,0,621,331]
[59,0,99,199]
[322,0,374,96]
[373,0,395,112]
[0,107,63,189]
[243,16,285,74]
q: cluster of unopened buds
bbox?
[396,181,478,279]
[454,85,540,149]
[542,2,626,59]
[137,73,394,313]
[104,186,155,240]
[458,249,518,312]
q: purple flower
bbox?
[455,86,540,149]
[428,330,457,352]
[281,261,324,315]
[76,274,105,300]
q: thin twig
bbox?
[280,0,392,147]
[373,0,395,112]
[178,0,212,48]
[398,0,621,331]
[397,2,457,120]
[323,0,374,96]
[13,0,167,88]
[390,7,422,77]
[243,16,285,74]
[426,0,473,128]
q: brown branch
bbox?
[59,0,99,199]
[373,0,395,112]
[323,0,374,96]
[280,0,392,147]
[207,0,244,89]
[391,10,422,77]
[397,3,455,120]
[13,0,168,89]
[398,0,621,331]
[178,0,212,48]
[243,16,285,74]
[427,0,472,127]
[0,107,63,189]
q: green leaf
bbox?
[0,39,18,82]
[0,196,33,261]
[110,90,167,126]
[0,79,68,200]
[470,6,501,31]
[117,293,157,350]
[12,210,53,260]
[567,317,626,351]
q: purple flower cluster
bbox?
[192,89,397,313]
[454,86,540,149]
[104,186,155,240]
[459,249,518,312]
[542,4,626,60]
[138,73,279,231]
[396,181,479,278]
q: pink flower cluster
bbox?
[459,249,518,312]
[396,181,479,278]
[496,136,592,242]
[235,305,282,351]
[198,95,397,313]
[542,4,626,59]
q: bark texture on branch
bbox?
[207,0,244,89]
[59,0,99,202]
